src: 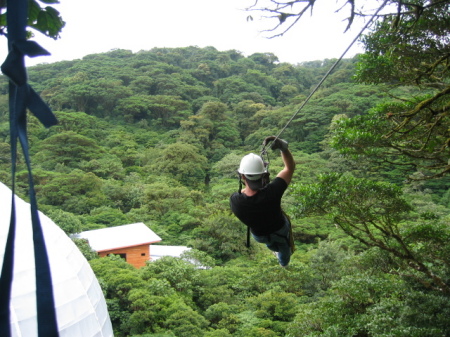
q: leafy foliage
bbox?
[0,0,65,39]
[2,11,450,332]
[293,173,450,294]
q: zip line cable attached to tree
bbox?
[261,0,388,156]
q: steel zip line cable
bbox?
[262,0,388,154]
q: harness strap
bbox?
[0,0,58,335]
[282,211,296,253]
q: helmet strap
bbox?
[238,173,243,194]
[261,172,270,187]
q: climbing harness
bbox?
[0,0,58,336]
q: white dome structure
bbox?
[0,182,113,337]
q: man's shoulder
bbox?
[270,177,288,189]
[230,192,243,203]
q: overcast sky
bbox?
[2,0,372,67]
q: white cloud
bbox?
[1,0,368,67]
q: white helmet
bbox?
[238,153,267,180]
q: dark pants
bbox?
[252,217,291,266]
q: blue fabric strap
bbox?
[0,0,58,336]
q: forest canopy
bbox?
[1,0,450,336]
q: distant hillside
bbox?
[0,46,387,245]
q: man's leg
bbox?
[252,234,279,251]
[272,221,291,267]
[276,238,291,267]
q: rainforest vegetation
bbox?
[1,0,450,336]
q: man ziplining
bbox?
[230,136,296,267]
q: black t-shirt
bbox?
[229,177,288,236]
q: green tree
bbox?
[152,142,208,188]
[248,0,450,175]
[87,206,127,227]
[287,263,450,337]
[50,111,105,137]
[79,154,125,179]
[141,256,200,298]
[213,76,269,105]
[116,94,155,122]
[72,238,98,261]
[204,303,240,330]
[146,95,191,128]
[104,130,140,167]
[39,169,108,214]
[34,131,105,170]
[194,267,244,311]
[90,255,146,333]
[125,289,178,336]
[308,240,350,292]
[249,290,298,322]
[60,72,96,112]
[233,100,266,138]
[279,84,298,105]
[293,173,450,295]
[142,180,202,222]
[162,299,209,337]
[286,271,407,337]
[203,329,233,337]
[190,212,252,263]
[90,78,132,116]
[46,208,83,234]
[330,96,450,180]
[180,101,241,160]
